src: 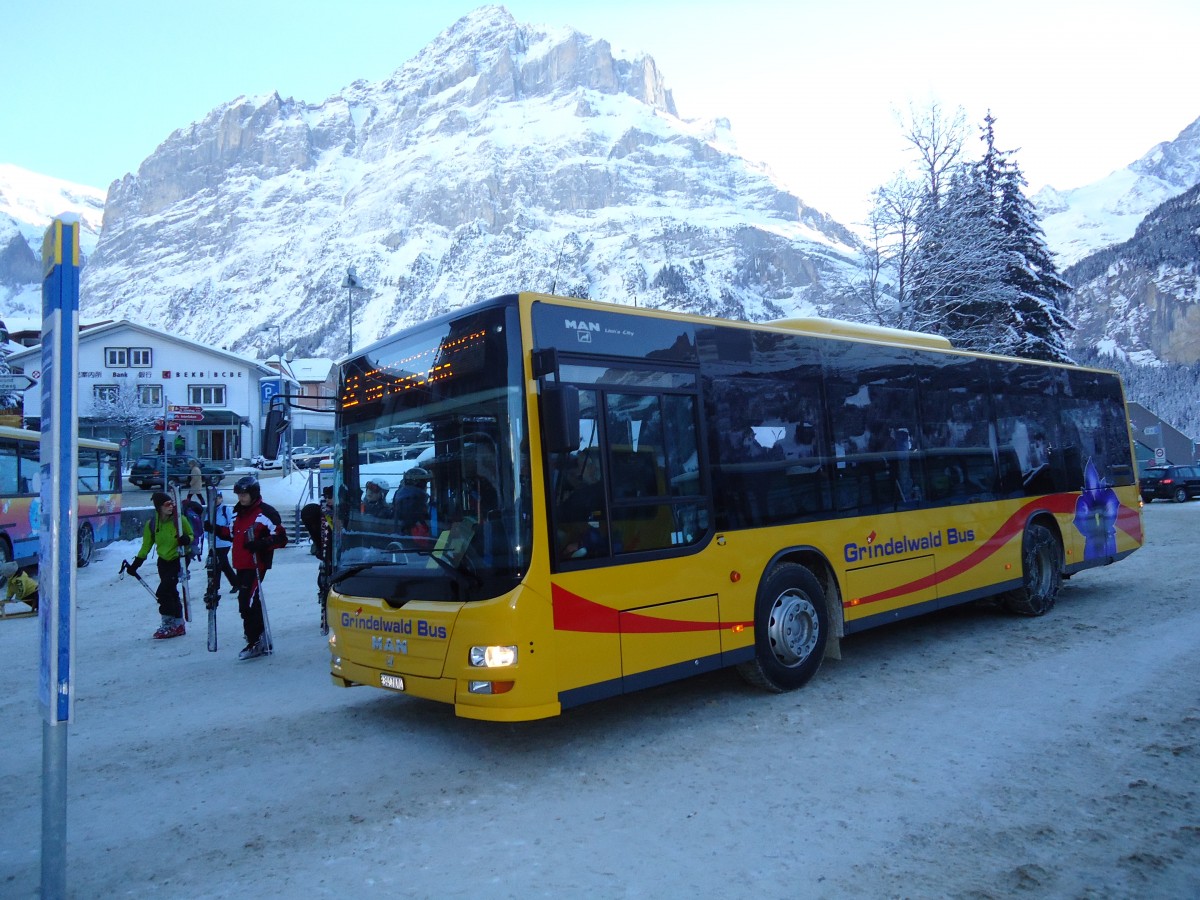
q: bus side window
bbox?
[0,439,18,494]
[17,443,39,496]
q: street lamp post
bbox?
[341,266,363,355]
[269,326,297,473]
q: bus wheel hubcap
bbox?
[768,590,818,666]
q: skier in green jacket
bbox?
[126,492,194,639]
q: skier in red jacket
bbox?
[211,475,287,659]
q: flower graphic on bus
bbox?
[1073,459,1119,560]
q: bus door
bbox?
[541,359,717,697]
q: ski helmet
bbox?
[232,475,261,500]
[403,466,431,486]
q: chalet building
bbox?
[6,320,290,464]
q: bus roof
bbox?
[767,317,954,350]
[0,424,120,451]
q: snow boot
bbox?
[153,617,186,639]
[237,636,271,660]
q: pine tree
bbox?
[906,167,1019,352]
[0,318,20,421]
[975,113,1074,363]
[855,107,1076,362]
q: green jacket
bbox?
[136,513,193,563]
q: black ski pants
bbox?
[215,547,237,589]
[235,567,268,646]
[155,557,183,619]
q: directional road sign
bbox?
[0,374,36,392]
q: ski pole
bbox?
[248,546,273,654]
[119,560,159,602]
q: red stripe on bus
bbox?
[849,496,1128,609]
[551,584,742,634]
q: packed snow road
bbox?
[2,502,1198,898]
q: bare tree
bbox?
[900,101,967,208]
[87,381,161,451]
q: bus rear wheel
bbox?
[76,524,95,568]
[738,563,828,692]
[999,522,1061,616]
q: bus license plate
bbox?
[380,674,405,691]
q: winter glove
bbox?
[203,520,214,533]
[127,557,143,576]
[177,534,191,549]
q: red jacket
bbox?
[215,499,287,570]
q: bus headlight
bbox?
[469,645,518,668]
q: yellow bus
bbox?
[326,293,1143,721]
[0,425,123,569]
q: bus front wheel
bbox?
[1000,522,1061,617]
[76,524,95,568]
[738,563,828,692]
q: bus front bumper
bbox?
[329,656,561,722]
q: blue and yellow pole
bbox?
[39,215,81,899]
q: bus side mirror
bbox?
[260,398,290,460]
[541,383,580,454]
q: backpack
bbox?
[182,499,205,555]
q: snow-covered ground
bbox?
[2,501,1198,898]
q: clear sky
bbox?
[3,0,1197,225]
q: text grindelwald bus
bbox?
[325,293,1143,721]
[0,426,123,569]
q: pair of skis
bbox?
[169,484,193,625]
[203,485,222,651]
[319,507,332,635]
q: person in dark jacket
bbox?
[392,466,431,536]
[210,475,287,660]
[127,492,193,639]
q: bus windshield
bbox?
[332,302,530,603]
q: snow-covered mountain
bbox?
[1036,115,1200,267]
[81,6,862,358]
[1064,182,1200,367]
[0,164,106,329]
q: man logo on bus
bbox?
[565,319,600,343]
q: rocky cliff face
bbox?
[1066,183,1200,365]
[0,219,40,288]
[0,164,106,327]
[84,6,861,358]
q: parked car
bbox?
[293,445,333,469]
[1139,465,1200,503]
[128,455,224,490]
[253,446,320,470]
